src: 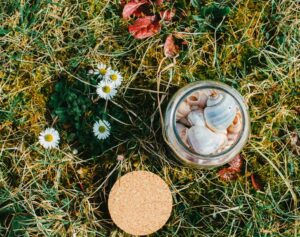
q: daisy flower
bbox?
[104,69,123,87]
[39,128,60,149]
[96,80,117,100]
[95,63,110,77]
[93,120,111,140]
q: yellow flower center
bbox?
[44,134,53,142]
[110,74,118,81]
[98,126,106,133]
[102,85,111,93]
[99,68,106,75]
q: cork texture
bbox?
[108,171,173,236]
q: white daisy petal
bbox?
[96,63,111,77]
[39,128,60,149]
[93,120,111,140]
[96,81,117,100]
[104,69,123,87]
[88,69,94,75]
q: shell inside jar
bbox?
[175,89,243,155]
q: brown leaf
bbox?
[218,168,238,182]
[128,16,161,39]
[164,34,179,58]
[251,173,263,191]
[122,0,148,19]
[228,154,243,173]
[291,130,300,155]
[160,9,176,21]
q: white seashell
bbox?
[176,123,189,147]
[191,105,200,111]
[187,125,225,155]
[227,133,239,146]
[217,132,228,147]
[186,91,208,108]
[204,92,237,132]
[187,110,205,126]
[176,101,191,121]
[228,111,242,134]
[179,117,191,127]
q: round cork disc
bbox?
[108,171,173,236]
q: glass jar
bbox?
[163,81,250,168]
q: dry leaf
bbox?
[164,34,179,58]
[160,9,176,21]
[291,130,300,155]
[251,173,263,191]
[218,168,238,182]
[122,0,148,19]
[128,16,161,39]
[228,154,243,173]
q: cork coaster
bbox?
[108,171,173,236]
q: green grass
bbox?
[0,0,299,236]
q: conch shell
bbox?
[187,125,227,155]
[186,91,208,108]
[204,92,237,132]
[176,123,189,147]
[176,101,190,121]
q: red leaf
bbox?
[120,0,126,7]
[218,168,238,182]
[251,174,263,191]
[164,34,179,58]
[228,154,243,173]
[160,9,176,21]
[128,16,161,39]
[122,0,148,19]
[156,0,163,5]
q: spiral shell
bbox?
[204,92,237,132]
[187,125,226,155]
[178,117,191,127]
[176,123,189,147]
[176,101,190,121]
[228,111,242,134]
[187,110,205,126]
[186,91,208,108]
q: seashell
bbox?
[227,133,239,146]
[187,110,205,126]
[176,101,191,121]
[179,117,191,127]
[215,133,228,153]
[187,125,225,155]
[228,111,242,134]
[204,92,237,132]
[191,105,200,111]
[186,91,208,108]
[176,123,189,147]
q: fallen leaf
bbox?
[164,34,179,58]
[228,154,243,172]
[290,130,300,155]
[160,9,176,21]
[251,173,263,191]
[128,16,161,39]
[218,168,238,182]
[122,0,148,19]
